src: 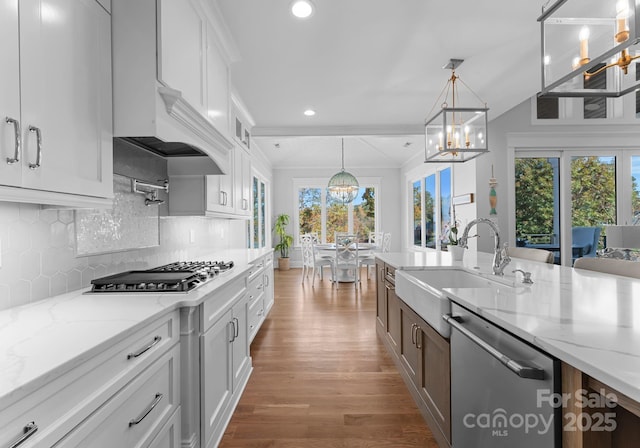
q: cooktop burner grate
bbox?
[89,260,234,293]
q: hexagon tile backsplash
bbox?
[0,201,245,311]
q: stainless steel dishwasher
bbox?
[444,303,561,448]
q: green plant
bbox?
[274,214,294,258]
[448,222,459,246]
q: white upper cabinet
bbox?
[157,0,206,115]
[0,0,113,206]
[156,0,231,139]
[234,147,252,217]
[206,22,230,137]
[0,0,21,188]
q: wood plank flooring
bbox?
[219,268,439,447]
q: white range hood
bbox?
[111,0,234,175]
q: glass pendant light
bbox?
[327,138,359,204]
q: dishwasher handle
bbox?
[443,314,545,380]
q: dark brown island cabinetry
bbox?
[375,259,451,448]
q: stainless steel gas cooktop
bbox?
[90,260,234,293]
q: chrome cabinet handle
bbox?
[228,321,235,342]
[242,198,248,210]
[219,191,225,206]
[385,283,395,291]
[264,275,269,287]
[443,314,545,380]
[127,336,161,360]
[415,326,422,349]
[410,323,417,345]
[233,317,239,339]
[128,393,163,427]
[8,422,38,448]
[5,117,20,164]
[27,126,42,170]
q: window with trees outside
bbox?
[412,168,450,249]
[514,151,640,265]
[296,180,379,244]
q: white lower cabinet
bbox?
[199,279,251,448]
[147,407,181,448]
[0,310,180,448]
[54,344,180,448]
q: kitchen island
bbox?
[376,249,640,448]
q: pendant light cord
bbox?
[341,138,345,171]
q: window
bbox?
[411,168,450,249]
[295,178,379,244]
[250,174,269,249]
[513,151,624,265]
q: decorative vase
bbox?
[279,257,290,271]
[449,245,465,261]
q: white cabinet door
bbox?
[233,148,251,216]
[206,22,229,137]
[200,309,233,448]
[264,257,275,314]
[158,0,206,115]
[19,0,112,198]
[0,0,21,188]
[231,293,250,388]
[205,168,234,214]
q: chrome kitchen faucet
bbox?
[458,218,511,276]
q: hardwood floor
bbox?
[219,268,439,447]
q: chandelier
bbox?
[327,138,359,204]
[539,0,640,97]
[424,59,489,163]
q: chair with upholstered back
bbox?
[507,246,554,264]
[300,233,334,285]
[573,257,640,279]
[334,233,359,289]
[572,226,601,258]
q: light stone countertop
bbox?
[377,249,640,404]
[0,248,273,408]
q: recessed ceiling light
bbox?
[291,0,314,18]
[303,109,316,116]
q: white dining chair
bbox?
[573,257,640,279]
[334,233,359,289]
[300,234,334,285]
[358,231,383,279]
[507,246,554,264]
[381,232,391,252]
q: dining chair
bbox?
[334,233,359,289]
[381,232,391,253]
[573,257,640,279]
[507,246,554,264]
[300,234,334,285]
[357,231,383,279]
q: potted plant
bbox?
[448,209,465,261]
[274,213,294,270]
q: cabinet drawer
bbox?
[247,271,264,303]
[54,343,180,448]
[248,294,264,340]
[247,262,264,283]
[0,311,179,448]
[201,276,246,333]
[147,406,181,448]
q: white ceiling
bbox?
[215,0,545,168]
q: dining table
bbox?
[315,242,378,282]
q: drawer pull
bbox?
[127,336,161,360]
[9,422,37,448]
[128,393,163,427]
[233,317,239,339]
